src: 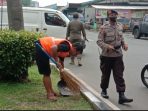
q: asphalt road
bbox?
[54,29,148,110]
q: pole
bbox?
[83,8,85,23]
[1,0,3,30]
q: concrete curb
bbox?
[50,63,120,110]
[64,68,120,110]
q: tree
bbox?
[6,0,24,31]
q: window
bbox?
[144,15,148,22]
[44,13,65,26]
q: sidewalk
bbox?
[64,68,120,110]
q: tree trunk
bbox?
[6,0,24,31]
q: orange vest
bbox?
[39,36,73,58]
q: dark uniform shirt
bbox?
[66,19,86,41]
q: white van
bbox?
[0,6,70,37]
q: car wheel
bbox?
[133,28,141,39]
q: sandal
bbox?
[53,92,60,97]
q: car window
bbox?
[68,13,85,23]
[117,18,129,24]
[144,15,148,22]
[44,13,65,26]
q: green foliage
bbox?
[0,65,92,110]
[0,29,42,81]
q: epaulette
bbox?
[117,22,122,26]
[103,21,109,26]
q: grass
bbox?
[0,65,93,110]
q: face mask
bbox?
[109,17,117,22]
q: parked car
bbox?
[0,6,70,37]
[117,17,130,32]
[132,14,148,39]
[129,18,142,31]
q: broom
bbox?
[59,69,80,94]
[35,42,80,95]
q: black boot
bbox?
[101,89,109,99]
[118,92,133,104]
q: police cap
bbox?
[107,10,118,15]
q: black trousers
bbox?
[35,40,51,76]
[100,56,125,92]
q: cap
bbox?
[107,10,118,15]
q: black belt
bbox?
[114,45,121,49]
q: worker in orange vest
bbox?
[35,36,73,101]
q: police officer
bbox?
[97,10,133,104]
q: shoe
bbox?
[101,90,109,99]
[118,92,133,104]
[69,61,75,65]
[78,60,82,66]
[78,63,82,66]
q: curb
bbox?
[64,68,120,110]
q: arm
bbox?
[81,23,88,41]
[120,26,128,51]
[121,35,128,51]
[51,46,63,70]
[66,23,70,40]
[51,45,58,62]
[58,57,64,68]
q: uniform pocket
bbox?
[104,36,115,43]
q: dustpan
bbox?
[57,79,74,96]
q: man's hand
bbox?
[56,62,63,71]
[107,44,115,50]
[85,38,89,42]
[65,37,68,40]
[123,44,128,51]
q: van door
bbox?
[0,8,9,29]
[23,10,41,33]
[141,15,148,34]
[41,11,69,38]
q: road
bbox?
[54,29,148,110]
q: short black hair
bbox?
[58,42,70,52]
[73,13,79,19]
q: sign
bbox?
[0,0,7,6]
[132,11,144,18]
[96,9,107,18]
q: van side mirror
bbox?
[62,22,66,27]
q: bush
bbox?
[0,29,42,81]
